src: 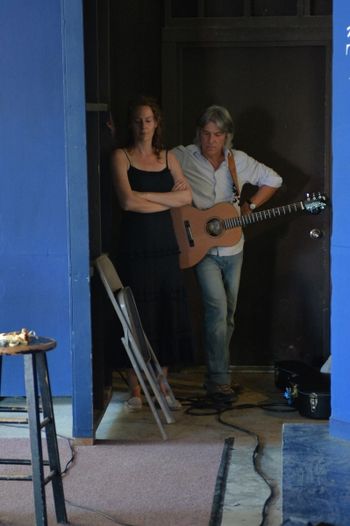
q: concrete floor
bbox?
[101,368,333,526]
[0,367,327,526]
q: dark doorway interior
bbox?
[83,0,332,428]
[161,3,332,368]
[177,44,330,367]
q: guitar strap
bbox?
[227,150,240,202]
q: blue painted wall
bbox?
[330,0,350,440]
[0,0,93,438]
[2,0,349,442]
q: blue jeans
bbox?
[195,252,243,389]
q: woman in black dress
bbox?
[112,95,193,411]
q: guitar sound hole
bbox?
[206,218,223,237]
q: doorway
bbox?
[162,2,332,367]
[83,0,332,434]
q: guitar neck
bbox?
[226,201,305,229]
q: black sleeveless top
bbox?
[117,154,179,259]
[115,152,193,367]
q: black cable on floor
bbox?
[0,394,294,526]
[65,499,138,526]
[57,434,139,526]
[183,395,236,415]
[181,393,297,416]
[181,393,297,526]
[217,408,273,526]
[57,433,76,476]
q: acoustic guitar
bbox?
[171,193,328,269]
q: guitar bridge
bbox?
[184,220,194,247]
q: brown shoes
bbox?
[207,383,238,401]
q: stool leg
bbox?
[36,352,68,524]
[24,353,48,526]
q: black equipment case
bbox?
[275,360,331,420]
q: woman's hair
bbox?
[126,95,164,157]
[194,105,234,149]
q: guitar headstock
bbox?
[303,192,328,214]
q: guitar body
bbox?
[171,193,328,269]
[171,202,242,269]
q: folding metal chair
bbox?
[94,253,177,440]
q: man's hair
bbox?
[194,105,234,148]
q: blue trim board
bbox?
[60,0,93,439]
[330,0,350,439]
[282,423,350,526]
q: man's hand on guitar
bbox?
[240,201,253,215]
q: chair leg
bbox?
[36,352,68,524]
[121,337,170,440]
[126,334,177,425]
[24,354,48,526]
[142,360,176,425]
[146,338,179,409]
[128,336,175,425]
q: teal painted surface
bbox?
[0,0,93,437]
[283,423,350,525]
[331,0,350,439]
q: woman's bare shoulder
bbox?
[166,149,178,162]
[167,149,183,169]
[112,148,130,166]
[112,148,127,157]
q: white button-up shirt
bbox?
[173,144,283,256]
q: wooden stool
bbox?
[0,337,68,525]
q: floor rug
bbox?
[0,436,229,526]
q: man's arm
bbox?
[240,185,279,215]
